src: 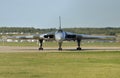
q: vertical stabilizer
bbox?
[59,16,61,30]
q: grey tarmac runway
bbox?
[0,46,120,52]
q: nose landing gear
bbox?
[58,42,62,51]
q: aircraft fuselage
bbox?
[55,30,66,42]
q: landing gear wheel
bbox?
[77,47,81,50]
[58,48,62,51]
[39,48,43,50]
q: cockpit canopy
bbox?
[57,29,63,32]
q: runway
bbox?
[0,46,120,52]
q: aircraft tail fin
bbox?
[59,16,61,30]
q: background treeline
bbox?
[0,27,56,34]
[0,27,120,35]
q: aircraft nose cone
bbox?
[57,37,62,40]
[55,34,65,42]
[55,31,65,42]
[55,36,62,41]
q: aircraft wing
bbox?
[65,32,115,40]
[8,35,39,39]
[77,34,115,40]
[8,31,55,40]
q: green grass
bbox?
[0,41,120,47]
[0,51,119,78]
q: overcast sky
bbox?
[0,0,120,28]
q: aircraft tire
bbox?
[39,48,43,50]
[58,48,62,51]
[77,48,81,50]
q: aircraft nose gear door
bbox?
[39,39,43,50]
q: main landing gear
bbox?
[38,39,63,51]
[38,39,82,51]
[76,39,82,50]
[57,39,82,51]
[38,39,43,50]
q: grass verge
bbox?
[0,41,120,47]
[0,51,119,78]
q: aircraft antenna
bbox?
[59,16,61,30]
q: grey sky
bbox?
[0,0,120,28]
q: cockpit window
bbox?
[58,30,63,32]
